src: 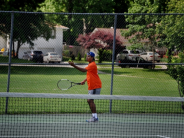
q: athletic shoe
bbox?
[86,117,98,122]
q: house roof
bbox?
[93,28,149,47]
[55,25,69,30]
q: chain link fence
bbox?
[0,11,183,97]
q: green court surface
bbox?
[0,113,183,138]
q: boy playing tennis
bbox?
[68,52,102,122]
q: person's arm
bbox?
[68,61,87,72]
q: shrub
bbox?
[70,54,75,60]
[98,49,112,63]
[63,50,70,57]
[84,54,87,61]
[77,53,81,61]
[103,50,112,61]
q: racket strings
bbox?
[58,80,71,90]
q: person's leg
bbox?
[87,99,96,113]
[86,99,98,122]
[86,88,101,122]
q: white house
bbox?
[4,25,69,59]
[0,34,8,52]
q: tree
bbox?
[112,0,134,28]
[156,0,184,62]
[0,0,54,58]
[76,30,125,63]
[13,13,55,58]
[0,0,45,11]
[156,0,184,106]
[121,0,168,63]
[39,0,117,45]
[167,52,184,109]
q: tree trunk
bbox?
[152,48,155,69]
[15,41,21,59]
[12,42,15,58]
[98,48,104,63]
[83,18,86,35]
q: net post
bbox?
[5,12,14,114]
[109,14,117,113]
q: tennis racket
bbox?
[57,79,81,90]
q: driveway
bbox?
[0,62,167,69]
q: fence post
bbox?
[5,12,14,114]
[109,14,117,113]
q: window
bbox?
[130,51,139,54]
[50,53,57,55]
[141,53,146,55]
[122,51,128,54]
[34,51,43,54]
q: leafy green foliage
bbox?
[98,49,112,63]
[156,0,184,99]
[77,53,81,61]
[122,0,167,52]
[0,0,45,11]
[156,0,184,52]
[70,53,75,60]
[13,13,54,58]
[38,0,136,46]
[98,49,104,63]
[40,0,115,13]
[167,52,184,98]
[0,0,55,58]
[84,54,87,61]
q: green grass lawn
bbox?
[0,55,182,114]
[0,66,178,96]
[1,97,182,114]
[0,65,183,114]
[0,55,35,63]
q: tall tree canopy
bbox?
[121,0,169,62]
[0,0,45,11]
[0,0,54,58]
[156,0,184,102]
[156,0,184,61]
[39,0,133,45]
[40,0,115,13]
[112,0,134,28]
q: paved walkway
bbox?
[1,62,168,70]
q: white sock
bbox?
[92,113,97,118]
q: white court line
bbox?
[0,122,89,124]
[0,135,170,137]
[157,135,170,138]
[1,122,184,125]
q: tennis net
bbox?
[0,92,184,138]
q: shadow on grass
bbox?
[98,69,132,75]
[98,67,168,76]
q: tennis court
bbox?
[0,93,183,138]
[1,114,183,138]
[1,113,184,138]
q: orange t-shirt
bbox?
[85,62,102,90]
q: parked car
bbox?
[140,52,161,62]
[22,52,29,60]
[117,57,155,69]
[22,50,43,63]
[116,50,140,61]
[43,52,62,63]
